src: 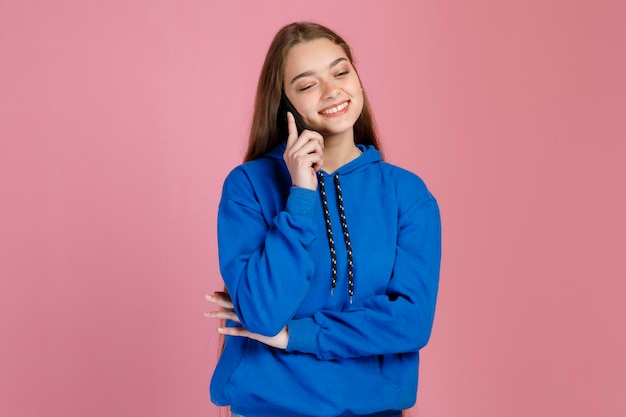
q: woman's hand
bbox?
[283,112,324,190]
[204,292,289,350]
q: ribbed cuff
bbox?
[285,317,320,355]
[285,187,317,218]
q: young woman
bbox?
[205,22,441,417]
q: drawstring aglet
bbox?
[349,296,353,304]
[331,288,334,296]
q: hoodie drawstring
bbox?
[317,171,354,303]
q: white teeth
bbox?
[321,102,348,115]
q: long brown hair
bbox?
[244,21,382,162]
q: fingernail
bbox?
[217,328,225,333]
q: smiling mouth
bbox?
[320,101,349,115]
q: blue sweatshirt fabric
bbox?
[210,143,441,417]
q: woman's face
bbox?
[282,38,363,141]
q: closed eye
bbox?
[298,83,316,92]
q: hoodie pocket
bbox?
[225,338,255,399]
[209,336,254,406]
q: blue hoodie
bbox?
[210,143,441,417]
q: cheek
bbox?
[284,89,313,117]
[352,87,364,112]
[348,79,364,102]
[296,99,319,118]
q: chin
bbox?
[316,117,360,136]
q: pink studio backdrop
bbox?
[1,1,624,417]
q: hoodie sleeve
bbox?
[218,166,318,336]
[286,191,441,360]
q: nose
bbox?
[322,79,340,99]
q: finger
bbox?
[303,144,325,171]
[299,135,324,155]
[204,310,240,323]
[289,149,322,172]
[218,326,253,339]
[211,291,232,302]
[286,134,324,165]
[288,130,324,153]
[205,292,234,309]
[286,112,298,145]
[313,156,324,172]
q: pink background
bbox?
[1,1,624,416]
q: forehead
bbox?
[283,38,349,76]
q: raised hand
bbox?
[283,112,324,190]
[204,292,289,350]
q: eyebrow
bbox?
[289,57,348,85]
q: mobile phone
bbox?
[279,92,307,137]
